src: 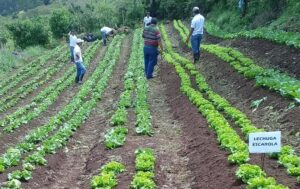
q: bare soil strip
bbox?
[0,44,107,155]
[21,37,131,189]
[203,33,300,80]
[167,23,300,188]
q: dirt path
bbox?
[21,37,131,189]
[0,44,107,155]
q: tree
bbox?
[7,18,50,48]
[49,9,72,38]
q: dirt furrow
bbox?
[21,37,131,189]
[0,44,107,155]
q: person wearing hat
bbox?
[142,17,164,79]
[100,26,115,46]
[185,7,205,63]
[68,31,77,63]
[74,38,86,84]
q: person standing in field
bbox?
[74,39,86,84]
[100,26,114,46]
[142,18,164,79]
[143,12,152,27]
[185,7,205,63]
[68,31,77,63]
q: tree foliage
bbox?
[49,9,72,38]
[6,18,50,48]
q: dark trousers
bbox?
[144,46,158,79]
[101,32,107,46]
[75,61,86,83]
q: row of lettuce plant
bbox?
[134,31,153,136]
[169,39,300,183]
[0,37,121,175]
[90,161,125,189]
[105,30,143,149]
[0,35,125,188]
[130,148,156,189]
[0,45,66,97]
[160,24,289,188]
[172,21,300,184]
[205,21,300,49]
[0,50,70,113]
[0,41,101,133]
[174,20,300,103]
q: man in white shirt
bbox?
[74,39,86,84]
[143,12,152,27]
[68,31,77,63]
[100,26,114,46]
[186,7,205,63]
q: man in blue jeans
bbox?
[186,7,205,63]
[74,39,86,84]
[142,18,164,79]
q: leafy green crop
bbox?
[91,161,125,189]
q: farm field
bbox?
[0,23,300,189]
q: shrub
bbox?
[49,9,73,39]
[7,18,50,48]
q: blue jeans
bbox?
[144,46,158,79]
[191,34,202,54]
[70,46,75,62]
[75,62,86,83]
[101,32,107,46]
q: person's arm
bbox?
[186,28,194,44]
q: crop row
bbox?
[171,21,300,184]
[0,41,100,133]
[160,24,288,188]
[0,50,69,113]
[131,148,156,189]
[205,21,300,49]
[91,161,125,188]
[105,30,141,149]
[0,40,103,173]
[1,35,125,188]
[174,20,300,103]
[105,28,152,152]
[0,45,66,97]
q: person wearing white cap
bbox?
[185,6,205,63]
[74,38,86,84]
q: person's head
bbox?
[146,12,150,17]
[76,38,84,46]
[150,17,157,25]
[192,7,200,15]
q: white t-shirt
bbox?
[101,27,113,34]
[74,45,83,63]
[144,16,152,27]
[69,35,77,47]
[191,14,205,35]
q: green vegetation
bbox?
[131,148,156,189]
[160,23,290,188]
[91,161,125,189]
[175,20,300,103]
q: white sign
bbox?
[249,131,281,153]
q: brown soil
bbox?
[21,37,132,189]
[167,23,300,188]
[0,44,107,156]
[204,35,300,80]
[160,62,244,189]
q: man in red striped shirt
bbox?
[142,18,164,79]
